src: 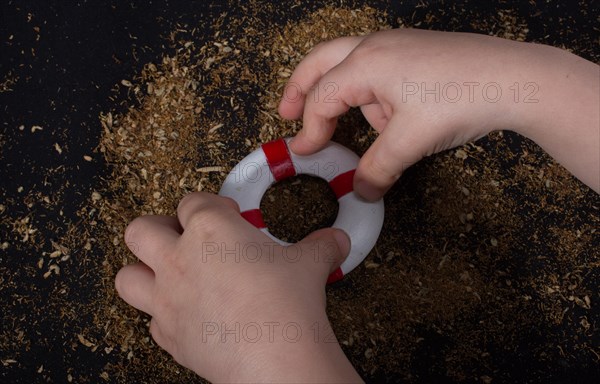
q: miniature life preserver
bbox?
[219,138,384,283]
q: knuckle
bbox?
[124,216,145,244]
[351,38,383,63]
[168,251,191,279]
[368,153,396,182]
[185,206,224,234]
[303,130,326,148]
[219,196,240,212]
[310,41,329,56]
[177,191,203,212]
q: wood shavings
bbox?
[77,334,95,348]
[196,166,226,173]
[258,6,390,143]
[28,2,594,383]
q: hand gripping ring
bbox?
[219,138,384,283]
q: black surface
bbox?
[1,1,598,383]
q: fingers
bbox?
[125,215,181,270]
[360,103,390,132]
[354,114,429,201]
[290,59,377,155]
[292,227,350,283]
[115,262,155,316]
[176,192,240,231]
[278,36,365,120]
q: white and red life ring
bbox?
[219,138,384,283]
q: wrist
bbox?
[214,314,362,383]
[502,43,599,191]
[503,44,598,138]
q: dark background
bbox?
[1,0,598,383]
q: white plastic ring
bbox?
[219,138,384,283]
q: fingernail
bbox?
[333,229,351,258]
[355,180,383,202]
[287,136,298,153]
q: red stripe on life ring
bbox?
[241,209,267,229]
[261,139,296,181]
[329,169,355,199]
[327,267,344,284]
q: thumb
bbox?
[292,227,351,282]
[355,114,429,201]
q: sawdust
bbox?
[2,1,598,383]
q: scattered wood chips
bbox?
[2,2,598,383]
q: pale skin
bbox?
[115,29,599,383]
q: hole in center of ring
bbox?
[260,174,339,243]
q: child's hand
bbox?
[115,192,362,383]
[279,29,600,197]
